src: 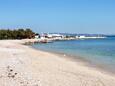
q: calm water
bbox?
[32,37,115,72]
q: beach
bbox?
[0,40,115,86]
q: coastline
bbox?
[0,40,115,86]
[31,44,115,75]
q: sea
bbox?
[32,37,115,73]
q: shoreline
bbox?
[31,44,115,76]
[0,40,115,86]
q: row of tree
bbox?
[0,29,36,39]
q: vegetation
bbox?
[0,28,36,40]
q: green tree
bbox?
[0,28,36,40]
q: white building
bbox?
[76,35,106,39]
[41,33,64,40]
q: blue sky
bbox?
[0,0,115,34]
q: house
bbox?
[40,33,64,40]
[34,33,40,39]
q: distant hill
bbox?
[50,33,106,37]
[106,35,115,37]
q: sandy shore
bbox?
[0,40,115,86]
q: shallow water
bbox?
[32,37,115,73]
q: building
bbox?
[41,33,64,40]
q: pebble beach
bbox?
[0,40,115,86]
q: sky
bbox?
[0,0,115,34]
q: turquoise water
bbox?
[32,37,115,72]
